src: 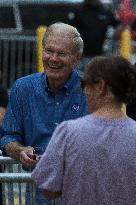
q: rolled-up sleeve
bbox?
[0,81,24,153]
[32,121,67,192]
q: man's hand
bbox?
[20,146,37,169]
[5,142,38,169]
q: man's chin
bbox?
[46,72,62,80]
[46,68,61,73]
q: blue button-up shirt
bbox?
[0,70,88,155]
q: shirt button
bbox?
[56,102,60,105]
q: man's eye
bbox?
[45,49,53,54]
[59,52,65,56]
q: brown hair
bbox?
[83,56,136,103]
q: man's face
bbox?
[42,34,79,83]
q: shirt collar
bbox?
[44,75,49,91]
[64,69,80,91]
[44,69,80,93]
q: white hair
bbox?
[42,22,84,55]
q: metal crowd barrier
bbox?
[0,34,37,89]
[0,156,36,205]
[0,156,60,205]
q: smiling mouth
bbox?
[48,64,63,70]
[50,66,61,70]
[43,61,63,70]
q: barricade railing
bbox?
[0,34,37,89]
[0,156,59,205]
[0,156,36,205]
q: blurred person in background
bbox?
[71,0,122,73]
[32,56,136,205]
[0,87,8,205]
[0,87,8,130]
[127,98,136,120]
[0,22,88,205]
[126,62,136,120]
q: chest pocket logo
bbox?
[71,103,80,112]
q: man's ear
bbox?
[73,53,82,65]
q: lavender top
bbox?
[32,114,136,205]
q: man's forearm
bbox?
[5,142,27,161]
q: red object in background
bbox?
[117,0,136,26]
[132,30,136,39]
[117,0,136,39]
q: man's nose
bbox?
[51,53,58,60]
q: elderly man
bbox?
[0,22,88,205]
